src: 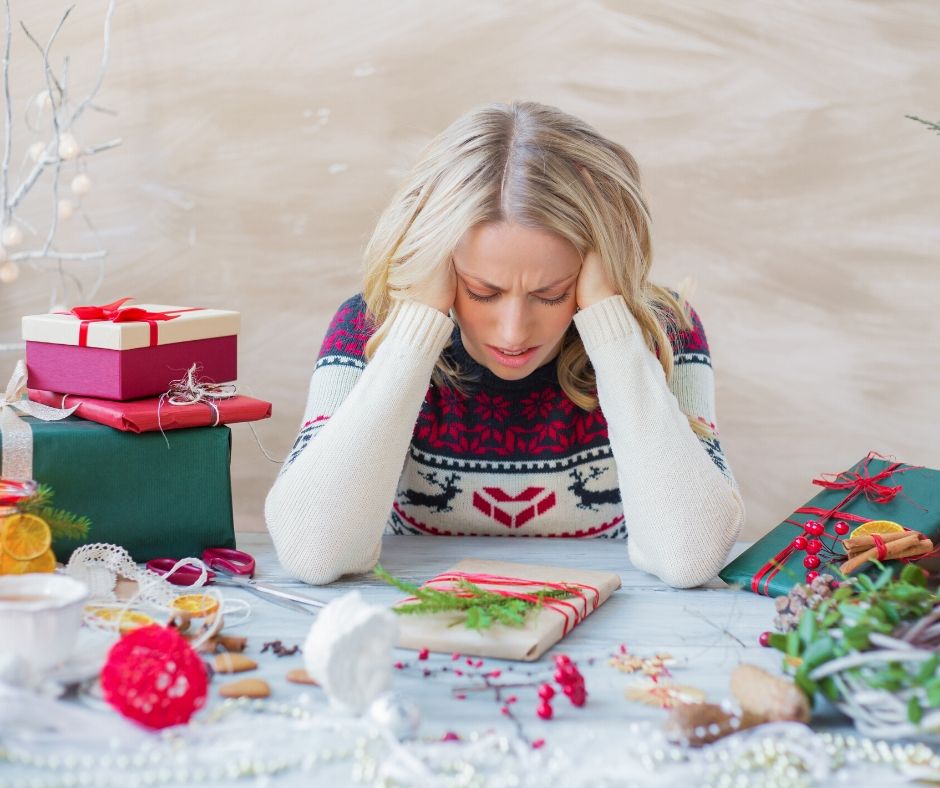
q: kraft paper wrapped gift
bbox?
[23,298,239,401]
[395,558,622,661]
[0,415,235,562]
[719,453,940,598]
[27,388,272,434]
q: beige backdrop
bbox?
[2,1,938,541]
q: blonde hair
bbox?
[363,100,712,440]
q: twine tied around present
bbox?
[416,571,601,636]
[154,363,280,462]
[0,360,78,480]
[158,364,237,429]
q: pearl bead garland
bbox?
[2,698,938,787]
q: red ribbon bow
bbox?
[811,467,903,505]
[65,297,197,347]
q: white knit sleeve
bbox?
[573,295,745,588]
[264,297,454,585]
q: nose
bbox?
[495,297,533,349]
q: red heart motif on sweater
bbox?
[472,487,557,529]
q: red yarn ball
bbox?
[792,536,808,551]
[803,555,821,569]
[834,521,850,536]
[805,539,823,555]
[806,571,819,583]
[101,624,208,730]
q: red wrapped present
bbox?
[22,298,239,401]
[27,388,271,434]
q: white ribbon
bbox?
[0,360,79,480]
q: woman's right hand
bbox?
[403,257,457,315]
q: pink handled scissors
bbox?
[146,547,255,586]
[146,547,324,612]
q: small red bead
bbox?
[554,654,571,667]
[500,706,510,716]
[803,555,821,569]
[394,662,405,669]
[834,521,849,535]
[553,669,567,685]
[538,683,555,700]
[451,652,461,661]
[418,648,429,660]
[570,690,587,707]
[487,669,502,678]
[532,739,546,750]
[792,536,808,551]
[536,702,553,720]
[506,695,518,704]
[562,683,575,697]
[805,539,823,555]
[806,571,819,583]
[758,631,771,648]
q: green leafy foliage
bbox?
[769,565,939,726]
[16,484,90,540]
[373,564,578,631]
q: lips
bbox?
[486,345,539,368]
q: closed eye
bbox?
[464,288,572,307]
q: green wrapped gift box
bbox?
[1,415,235,562]
[720,454,940,598]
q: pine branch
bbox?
[374,564,577,631]
[17,483,90,540]
[906,115,940,135]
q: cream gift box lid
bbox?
[22,304,241,351]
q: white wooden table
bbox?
[3,534,921,787]
[227,533,845,728]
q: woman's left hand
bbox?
[576,250,617,310]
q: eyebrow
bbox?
[458,271,578,294]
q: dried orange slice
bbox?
[171,593,219,618]
[0,546,56,574]
[1,513,52,560]
[849,520,905,540]
[86,606,155,634]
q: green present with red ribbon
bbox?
[720,453,940,597]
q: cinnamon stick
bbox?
[843,530,928,554]
[840,536,933,574]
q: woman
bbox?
[265,100,745,587]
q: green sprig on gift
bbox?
[373,565,577,631]
[17,484,91,540]
[768,563,940,726]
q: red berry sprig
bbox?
[553,654,587,708]
[789,519,848,582]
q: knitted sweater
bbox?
[265,293,745,587]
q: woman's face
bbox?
[452,221,582,381]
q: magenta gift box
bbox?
[22,302,240,401]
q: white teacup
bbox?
[0,573,90,679]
